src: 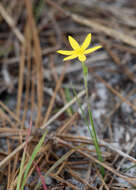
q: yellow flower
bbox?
[57,33,102,62]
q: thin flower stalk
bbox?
[81,61,105,176]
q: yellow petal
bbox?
[78,55,86,62]
[68,36,80,50]
[57,50,74,55]
[81,33,91,50]
[84,45,102,55]
[63,54,78,61]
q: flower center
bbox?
[75,48,84,55]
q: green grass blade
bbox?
[72,86,89,127]
[65,87,74,116]
[21,130,48,190]
[16,150,26,190]
[88,109,105,176]
[123,164,136,173]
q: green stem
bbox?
[81,62,105,176]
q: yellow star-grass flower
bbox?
[57,33,102,62]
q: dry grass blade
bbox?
[0,109,15,127]
[88,67,136,112]
[16,43,26,118]
[25,0,44,127]
[49,56,67,110]
[43,64,67,123]
[102,42,136,83]
[34,144,83,190]
[70,13,136,48]
[40,89,86,129]
[67,167,96,190]
[55,137,136,187]
[0,101,21,125]
[0,137,32,168]
[0,2,24,43]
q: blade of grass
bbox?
[16,149,26,190]
[21,130,48,190]
[72,86,91,136]
[16,121,32,190]
[123,164,136,173]
[88,109,104,176]
[65,87,74,116]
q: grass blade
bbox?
[21,130,48,190]
[65,87,74,116]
